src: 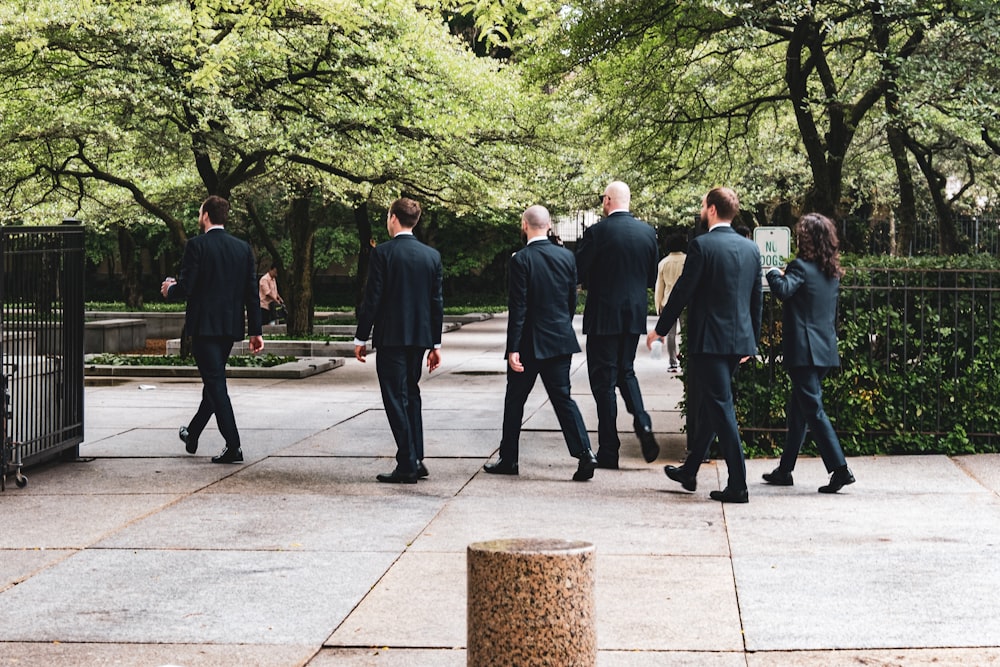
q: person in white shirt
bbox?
[653,233,687,371]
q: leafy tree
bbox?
[530,0,1000,241]
[0,0,563,332]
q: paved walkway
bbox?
[2,314,999,666]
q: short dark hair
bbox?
[665,233,687,253]
[390,197,421,228]
[200,195,230,226]
[705,187,739,221]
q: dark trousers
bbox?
[682,353,747,491]
[188,336,240,448]
[376,346,427,473]
[499,354,590,462]
[780,366,847,473]
[586,333,651,457]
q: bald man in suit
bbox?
[577,180,660,469]
[484,205,598,481]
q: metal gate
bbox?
[1,224,85,468]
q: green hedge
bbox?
[731,255,1000,457]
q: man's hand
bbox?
[249,335,264,354]
[507,351,524,373]
[160,277,176,298]
[645,330,662,350]
[427,348,441,373]
[355,344,367,363]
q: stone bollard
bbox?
[467,538,596,667]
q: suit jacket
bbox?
[766,259,840,369]
[355,233,443,349]
[167,228,261,340]
[576,211,658,336]
[506,238,581,360]
[655,226,762,356]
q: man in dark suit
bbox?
[161,195,263,464]
[649,187,762,503]
[483,205,598,481]
[354,197,443,484]
[576,180,660,469]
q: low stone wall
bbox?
[86,311,185,338]
[166,338,359,357]
[84,318,147,354]
[84,356,342,379]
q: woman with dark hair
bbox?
[763,213,855,493]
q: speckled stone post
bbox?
[467,538,596,667]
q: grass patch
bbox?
[86,302,187,312]
[88,353,297,367]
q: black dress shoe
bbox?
[664,465,696,492]
[819,466,855,494]
[417,461,429,479]
[376,467,419,484]
[179,426,198,454]
[572,450,598,482]
[710,487,749,503]
[483,459,519,475]
[595,449,619,469]
[638,428,660,463]
[762,467,793,486]
[211,446,243,464]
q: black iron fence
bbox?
[1,225,85,469]
[864,215,1000,256]
[735,267,1000,455]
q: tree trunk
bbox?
[117,225,144,309]
[875,6,917,257]
[886,125,917,257]
[354,201,373,315]
[284,192,319,337]
[246,200,283,274]
[907,143,958,255]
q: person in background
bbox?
[354,197,443,484]
[576,180,660,468]
[763,212,855,494]
[653,233,688,372]
[258,262,284,325]
[161,195,263,464]
[483,205,597,481]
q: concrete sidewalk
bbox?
[2,314,999,666]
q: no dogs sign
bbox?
[753,226,791,269]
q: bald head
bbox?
[602,181,631,212]
[522,205,552,233]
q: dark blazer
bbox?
[655,226,762,356]
[355,233,443,349]
[766,259,840,369]
[167,228,261,340]
[576,211,658,336]
[507,238,581,360]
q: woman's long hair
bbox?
[795,213,844,279]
